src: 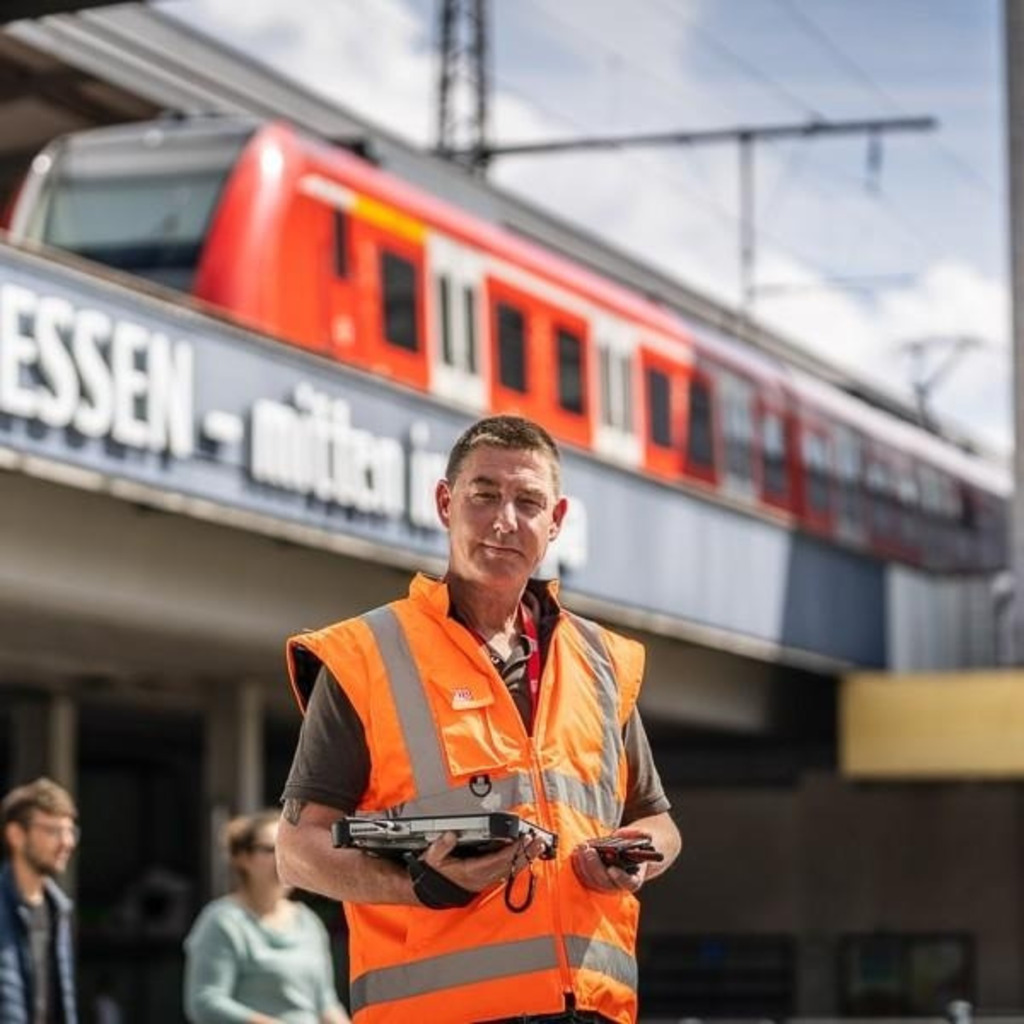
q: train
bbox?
[5,115,1009,574]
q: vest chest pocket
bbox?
[433,685,520,781]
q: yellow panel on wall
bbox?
[841,670,1024,779]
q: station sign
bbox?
[0,253,588,576]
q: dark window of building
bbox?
[647,368,671,448]
[381,250,419,351]
[497,302,527,392]
[557,328,585,414]
[688,378,715,469]
[333,209,349,278]
[639,934,795,1019]
[464,286,478,374]
[437,275,453,366]
[839,933,973,1016]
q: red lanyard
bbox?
[520,604,542,724]
[466,602,542,726]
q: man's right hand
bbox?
[421,831,547,893]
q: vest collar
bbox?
[408,573,561,620]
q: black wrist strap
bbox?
[405,854,476,910]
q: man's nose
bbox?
[493,500,517,532]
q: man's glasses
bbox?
[28,821,80,843]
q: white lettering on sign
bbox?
[408,421,447,529]
[0,283,194,457]
[250,383,405,517]
[539,496,588,576]
[0,280,588,569]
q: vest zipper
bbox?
[527,622,574,998]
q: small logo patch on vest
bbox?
[452,687,474,707]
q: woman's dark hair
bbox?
[223,809,279,859]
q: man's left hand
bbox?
[570,828,652,894]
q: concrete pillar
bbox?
[202,680,265,897]
[9,691,78,792]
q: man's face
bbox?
[436,445,567,589]
[6,811,78,879]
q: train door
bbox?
[638,344,690,481]
[718,368,758,502]
[864,442,901,557]
[427,233,487,412]
[796,408,835,535]
[758,388,794,514]
[486,274,593,450]
[310,177,430,390]
[593,312,640,469]
[684,362,719,487]
[833,422,867,548]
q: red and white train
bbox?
[6,116,1009,573]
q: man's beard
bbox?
[23,847,61,879]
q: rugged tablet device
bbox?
[332,812,558,859]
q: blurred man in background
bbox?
[0,777,79,1024]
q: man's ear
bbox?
[435,479,453,529]
[3,821,23,856]
[549,496,568,539]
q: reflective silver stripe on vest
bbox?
[349,936,560,1013]
[363,607,535,814]
[565,934,638,992]
[382,772,533,818]
[364,607,449,799]
[541,770,619,829]
[542,615,624,830]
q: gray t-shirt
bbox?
[283,609,671,823]
[22,897,51,1024]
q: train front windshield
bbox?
[16,120,255,291]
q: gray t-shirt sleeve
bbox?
[281,666,370,814]
[622,707,672,823]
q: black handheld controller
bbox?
[588,836,664,875]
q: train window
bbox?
[599,347,634,433]
[437,275,453,366]
[647,368,672,448]
[621,358,634,433]
[835,428,863,529]
[688,378,715,469]
[45,171,227,289]
[600,349,613,426]
[557,328,586,414]
[722,383,754,481]
[497,302,527,392]
[762,411,788,498]
[802,432,832,515]
[464,287,478,374]
[866,458,897,537]
[333,209,349,278]
[381,250,419,351]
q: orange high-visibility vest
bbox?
[286,574,646,1024]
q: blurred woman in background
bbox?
[183,809,349,1024]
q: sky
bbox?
[160,0,1011,454]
